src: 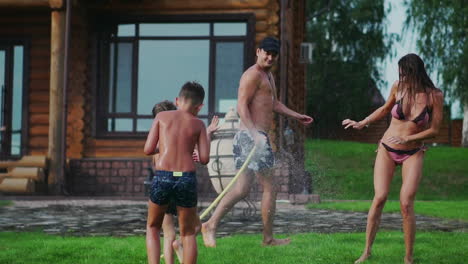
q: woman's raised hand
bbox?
[342,119,367,130]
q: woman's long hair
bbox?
[398,53,436,110]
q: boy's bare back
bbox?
[145,110,209,172]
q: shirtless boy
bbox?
[144,82,210,264]
[151,100,219,264]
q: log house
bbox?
[0,0,309,200]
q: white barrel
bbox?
[207,107,239,194]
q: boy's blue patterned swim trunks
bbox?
[149,170,197,209]
[233,130,274,172]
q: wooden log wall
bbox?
[282,0,308,193]
[286,0,307,147]
[66,6,87,158]
[430,119,463,147]
[0,10,51,156]
[1,1,309,160]
[451,119,462,146]
[83,0,283,158]
[330,116,391,144]
[0,9,88,159]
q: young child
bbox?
[151,100,219,264]
[144,81,210,264]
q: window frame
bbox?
[93,14,255,138]
[0,38,30,159]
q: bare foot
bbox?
[404,256,413,264]
[354,253,371,264]
[262,238,291,246]
[201,223,216,248]
[172,240,183,264]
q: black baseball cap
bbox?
[259,36,280,53]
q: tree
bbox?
[305,0,397,137]
[404,0,468,147]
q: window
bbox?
[96,17,253,137]
[0,41,28,159]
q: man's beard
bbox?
[263,62,273,70]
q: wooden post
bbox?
[278,0,288,149]
[47,0,65,194]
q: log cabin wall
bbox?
[278,0,308,194]
[82,0,281,158]
[3,8,85,160]
[288,0,308,193]
[66,5,88,159]
[0,1,307,197]
[0,9,51,157]
[449,119,462,146]
[66,0,307,197]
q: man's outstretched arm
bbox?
[273,100,314,126]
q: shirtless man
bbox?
[202,36,314,247]
[144,82,210,264]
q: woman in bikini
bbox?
[342,53,444,264]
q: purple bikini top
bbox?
[391,97,431,126]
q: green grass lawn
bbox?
[0,200,12,207]
[0,231,466,264]
[305,139,468,200]
[307,200,468,221]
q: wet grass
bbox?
[0,200,12,207]
[305,139,468,200]
[0,231,466,264]
[307,200,468,221]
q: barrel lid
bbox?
[224,107,239,122]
